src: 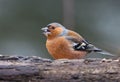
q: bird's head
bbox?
[41,22,68,39]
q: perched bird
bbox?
[41,22,114,59]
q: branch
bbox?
[0,55,119,82]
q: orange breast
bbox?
[46,37,87,59]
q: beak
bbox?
[41,27,51,35]
[41,27,48,31]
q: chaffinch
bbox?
[41,22,114,59]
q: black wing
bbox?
[73,39,102,52]
[65,36,101,52]
[65,36,115,56]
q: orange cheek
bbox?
[52,27,63,35]
[46,27,64,40]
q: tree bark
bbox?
[0,55,119,82]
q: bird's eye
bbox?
[51,26,55,29]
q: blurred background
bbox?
[0,0,120,59]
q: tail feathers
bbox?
[87,44,115,57]
[95,50,115,57]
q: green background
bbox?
[0,0,119,59]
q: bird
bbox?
[41,22,115,59]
